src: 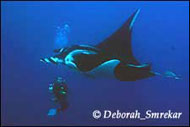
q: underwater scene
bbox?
[1,1,189,126]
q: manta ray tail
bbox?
[151,70,181,80]
[96,9,141,65]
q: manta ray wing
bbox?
[95,9,141,65]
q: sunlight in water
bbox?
[55,24,70,49]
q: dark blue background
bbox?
[1,2,189,126]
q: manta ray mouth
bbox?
[64,49,98,69]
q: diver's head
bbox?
[57,77,63,80]
[56,77,64,83]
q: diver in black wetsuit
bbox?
[48,77,68,116]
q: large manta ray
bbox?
[40,9,179,81]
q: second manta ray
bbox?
[40,9,180,81]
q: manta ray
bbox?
[40,9,180,81]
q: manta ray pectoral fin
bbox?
[95,9,141,65]
[129,9,141,30]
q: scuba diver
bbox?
[48,77,69,116]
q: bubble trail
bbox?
[55,24,70,49]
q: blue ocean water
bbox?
[1,1,189,126]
